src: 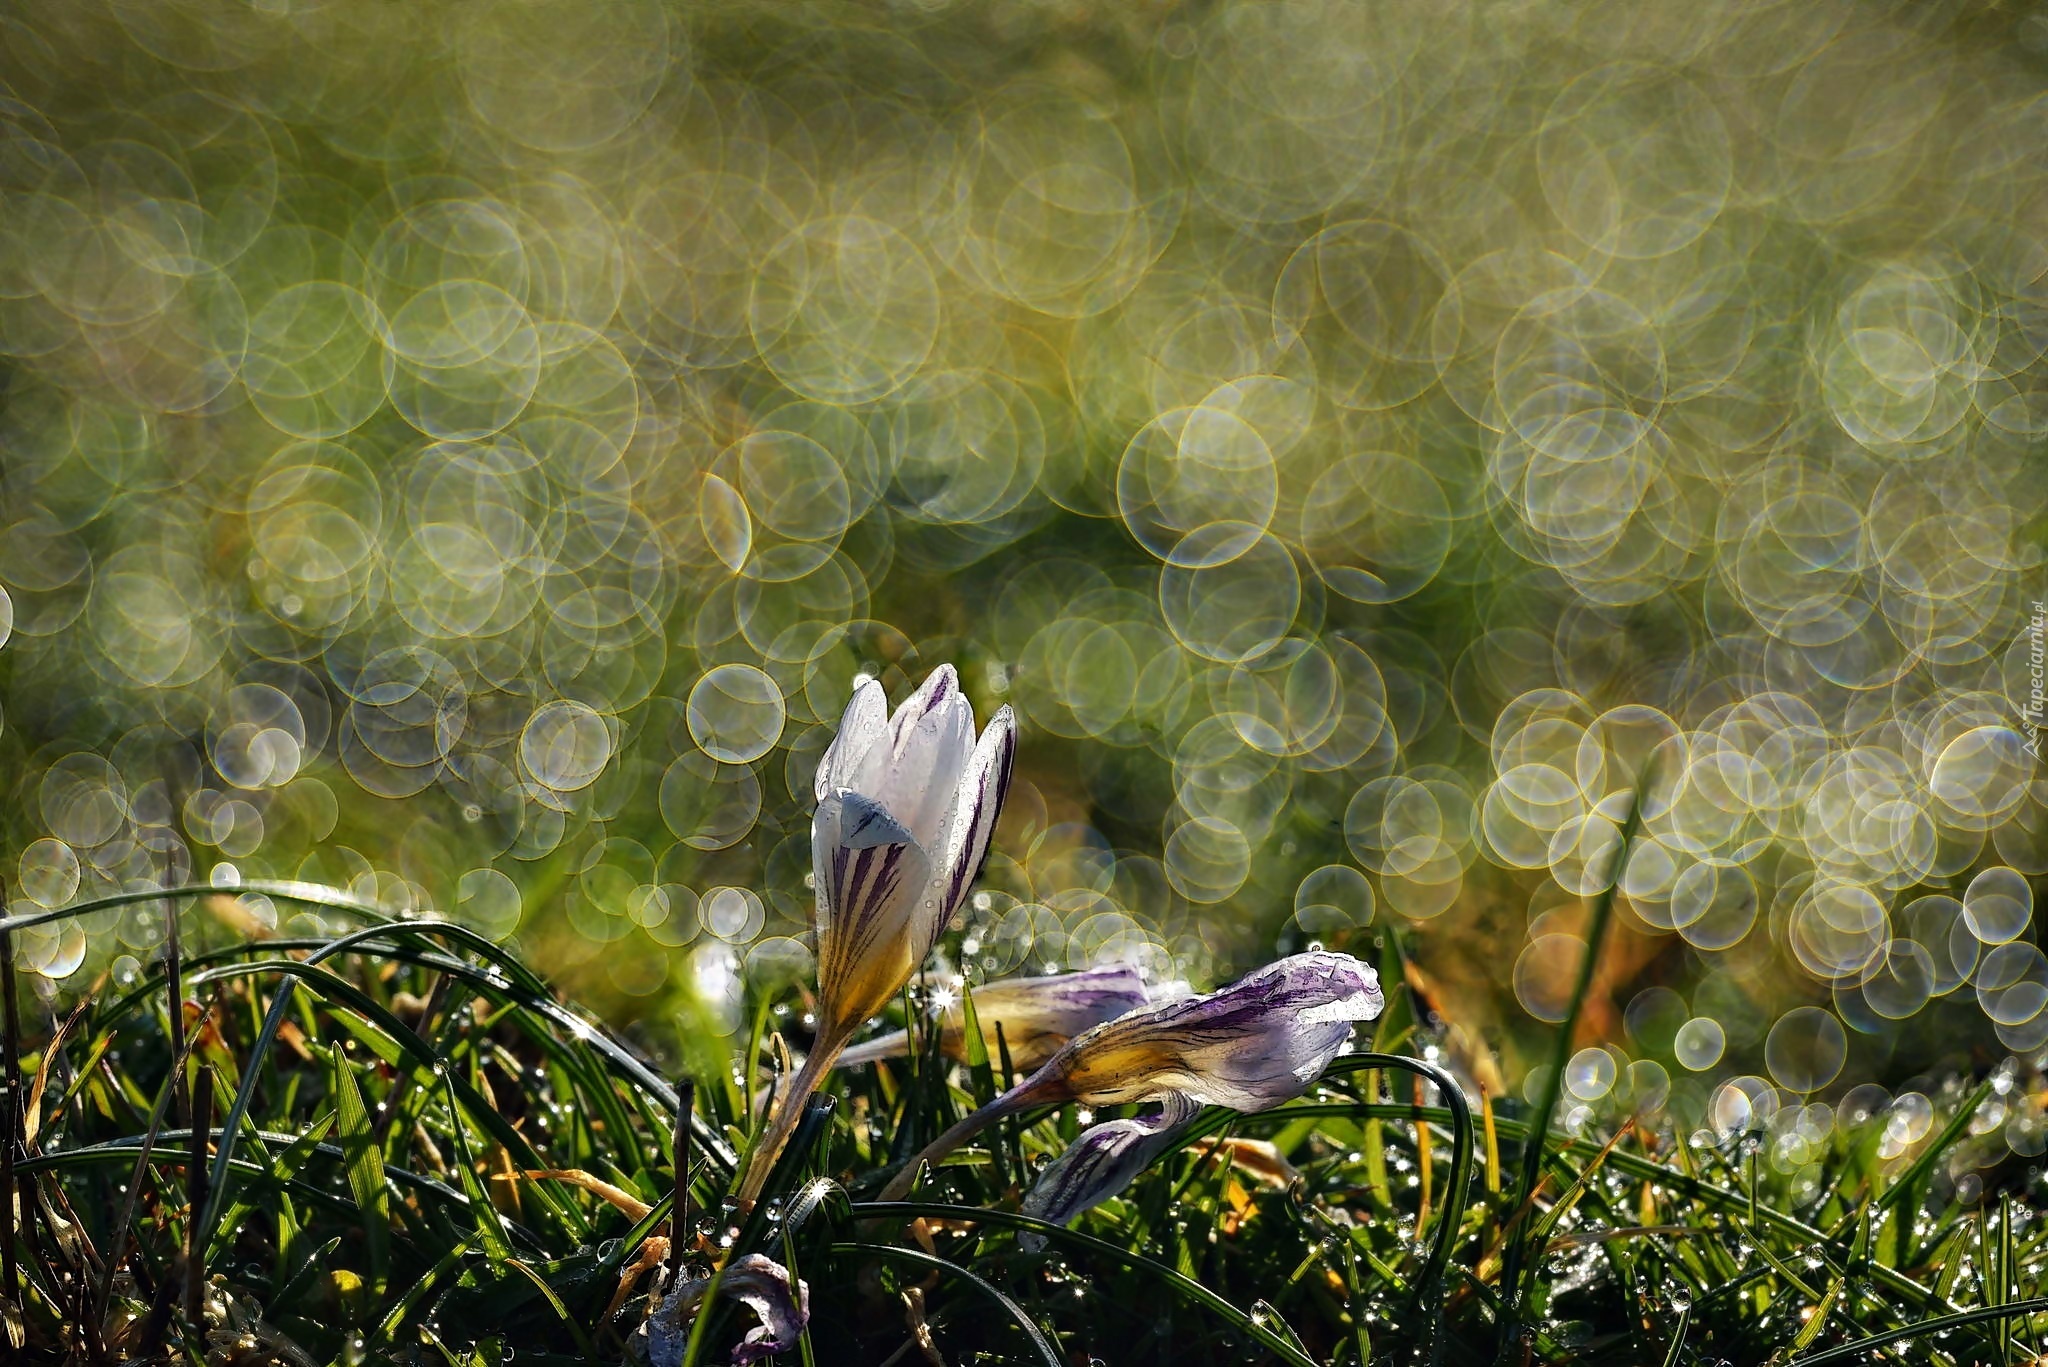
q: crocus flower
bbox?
[631,1253,809,1367]
[879,950,1382,1207]
[738,665,1015,1202]
[836,965,1188,1072]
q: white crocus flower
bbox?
[737,664,1015,1203]
[811,664,1016,1037]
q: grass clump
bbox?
[1,881,2046,1366]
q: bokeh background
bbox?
[2,0,2046,1154]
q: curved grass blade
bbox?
[177,925,734,1172]
[239,960,588,1233]
[506,1255,600,1362]
[153,920,413,1272]
[1259,1099,1970,1322]
[23,1131,515,1233]
[0,880,394,944]
[205,1113,335,1267]
[852,1201,1318,1367]
[87,1016,203,1333]
[1333,1052,1473,1363]
[24,884,732,1168]
[1661,1301,1691,1367]
[186,925,592,1274]
[1787,1296,2048,1366]
[1172,1060,1475,1299]
[829,1241,1061,1367]
[688,1095,837,1365]
[596,1192,675,1280]
[438,1069,513,1266]
[738,1095,836,1254]
[374,1237,469,1351]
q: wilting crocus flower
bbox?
[997,949,1382,1111]
[879,950,1382,1207]
[738,665,1015,1202]
[631,1253,809,1367]
[836,964,1188,1072]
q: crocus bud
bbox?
[631,1253,809,1367]
[738,665,1015,1203]
[811,664,1016,1041]
[880,950,1382,1204]
[836,965,1188,1072]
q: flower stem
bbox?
[737,1034,846,1206]
[877,1083,1045,1203]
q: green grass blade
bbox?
[1495,787,1647,1356]
[506,1257,599,1361]
[1787,1297,2048,1366]
[853,1201,1319,1367]
[374,1238,470,1351]
[1790,1273,1842,1351]
[1334,1051,1473,1362]
[0,880,394,940]
[194,956,587,1237]
[1874,1078,1993,1213]
[438,1071,512,1266]
[207,1112,335,1267]
[1660,1303,1690,1367]
[328,1041,391,1290]
[829,1241,1061,1367]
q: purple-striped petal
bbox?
[879,954,1377,1207]
[1010,950,1384,1113]
[813,792,932,1030]
[1018,1092,1202,1251]
[875,663,961,776]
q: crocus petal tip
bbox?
[1298,983,1384,1025]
